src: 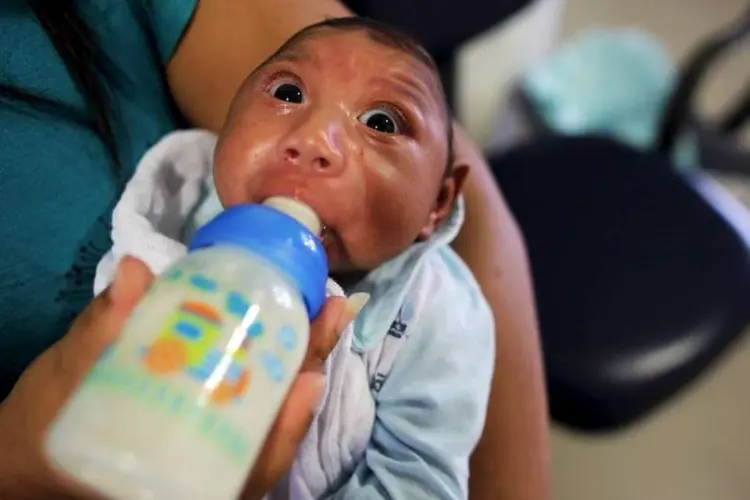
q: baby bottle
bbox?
[45,197,328,500]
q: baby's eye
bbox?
[358,108,401,135]
[270,82,304,103]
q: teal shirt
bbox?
[0,0,198,398]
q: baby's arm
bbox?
[332,248,496,499]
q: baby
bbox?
[96,17,494,500]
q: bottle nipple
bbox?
[263,197,322,236]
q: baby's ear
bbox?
[417,162,470,241]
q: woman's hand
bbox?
[0,257,363,499]
[241,290,366,499]
[0,257,153,499]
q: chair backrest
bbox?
[341,0,535,57]
[657,6,750,176]
[489,8,750,430]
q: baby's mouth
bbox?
[319,223,342,258]
[319,224,334,248]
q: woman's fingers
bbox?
[271,372,325,444]
[341,293,370,331]
[61,257,152,344]
[304,293,370,370]
[305,297,346,368]
[54,257,154,386]
[243,292,371,498]
[241,371,325,500]
[108,256,154,313]
[0,257,154,499]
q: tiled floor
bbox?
[455,0,750,498]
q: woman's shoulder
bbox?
[76,0,198,65]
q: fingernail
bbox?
[346,293,370,317]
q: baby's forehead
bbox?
[272,28,448,114]
[286,28,429,64]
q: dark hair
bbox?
[0,1,120,177]
[257,16,455,175]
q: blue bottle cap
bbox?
[188,204,329,319]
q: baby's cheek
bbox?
[212,144,259,206]
[352,216,417,268]
[212,163,248,207]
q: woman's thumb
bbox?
[108,256,154,314]
[58,256,153,360]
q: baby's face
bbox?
[214,30,455,272]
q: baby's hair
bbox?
[254,16,455,176]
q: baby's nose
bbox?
[281,121,345,175]
[283,146,332,170]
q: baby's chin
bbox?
[328,258,366,274]
[328,266,371,289]
[328,256,374,279]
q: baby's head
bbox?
[214,17,467,272]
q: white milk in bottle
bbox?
[45,197,328,500]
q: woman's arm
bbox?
[166,0,353,132]
[452,125,550,500]
[165,3,550,498]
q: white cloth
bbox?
[93,130,215,295]
[95,130,379,499]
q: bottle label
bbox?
[77,261,308,464]
[83,356,252,463]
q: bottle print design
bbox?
[142,270,263,406]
